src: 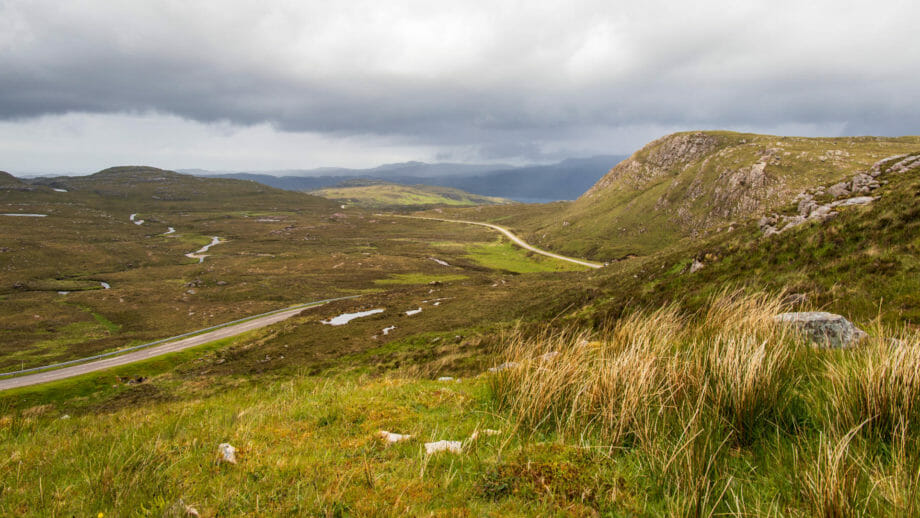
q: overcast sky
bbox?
[1,0,918,175]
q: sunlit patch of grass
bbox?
[373,273,468,285]
[465,239,586,273]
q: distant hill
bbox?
[0,171,32,190]
[28,166,338,211]
[311,181,513,208]
[185,155,624,203]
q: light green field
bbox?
[311,182,512,208]
[373,273,469,285]
[463,239,588,273]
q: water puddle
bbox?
[129,213,144,225]
[163,227,176,235]
[100,282,111,289]
[53,188,68,192]
[429,257,450,266]
[1,213,47,217]
[185,237,222,263]
[382,326,396,335]
[405,307,423,316]
[321,309,385,326]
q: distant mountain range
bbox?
[181,156,625,203]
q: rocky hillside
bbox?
[525,131,920,260]
[581,149,920,327]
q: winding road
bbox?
[0,296,358,391]
[397,215,604,269]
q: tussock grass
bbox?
[801,425,868,518]
[828,333,920,441]
[489,291,920,514]
[492,291,803,446]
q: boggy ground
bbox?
[0,179,589,372]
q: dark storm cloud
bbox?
[0,0,918,164]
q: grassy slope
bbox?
[577,151,920,328]
[311,182,513,209]
[429,132,920,262]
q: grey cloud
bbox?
[0,0,918,165]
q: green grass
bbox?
[373,273,468,285]
[464,239,587,273]
[6,294,920,516]
[311,182,512,209]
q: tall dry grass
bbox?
[489,291,810,513]
[491,291,804,446]
[801,424,868,518]
[828,333,920,441]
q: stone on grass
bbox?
[377,430,413,443]
[689,259,705,273]
[217,443,237,464]
[830,196,876,208]
[425,440,463,455]
[469,429,502,441]
[774,312,868,348]
[488,362,519,372]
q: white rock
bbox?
[377,430,413,443]
[437,376,455,381]
[218,443,237,464]
[469,429,502,441]
[488,362,519,372]
[689,259,705,273]
[424,440,462,455]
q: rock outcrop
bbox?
[759,153,920,236]
[774,312,868,348]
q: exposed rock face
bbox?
[774,312,868,348]
[584,132,722,197]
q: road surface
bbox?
[398,215,604,269]
[0,299,350,391]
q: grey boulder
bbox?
[774,311,868,348]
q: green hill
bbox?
[311,181,514,208]
[0,171,24,186]
[472,131,920,261]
